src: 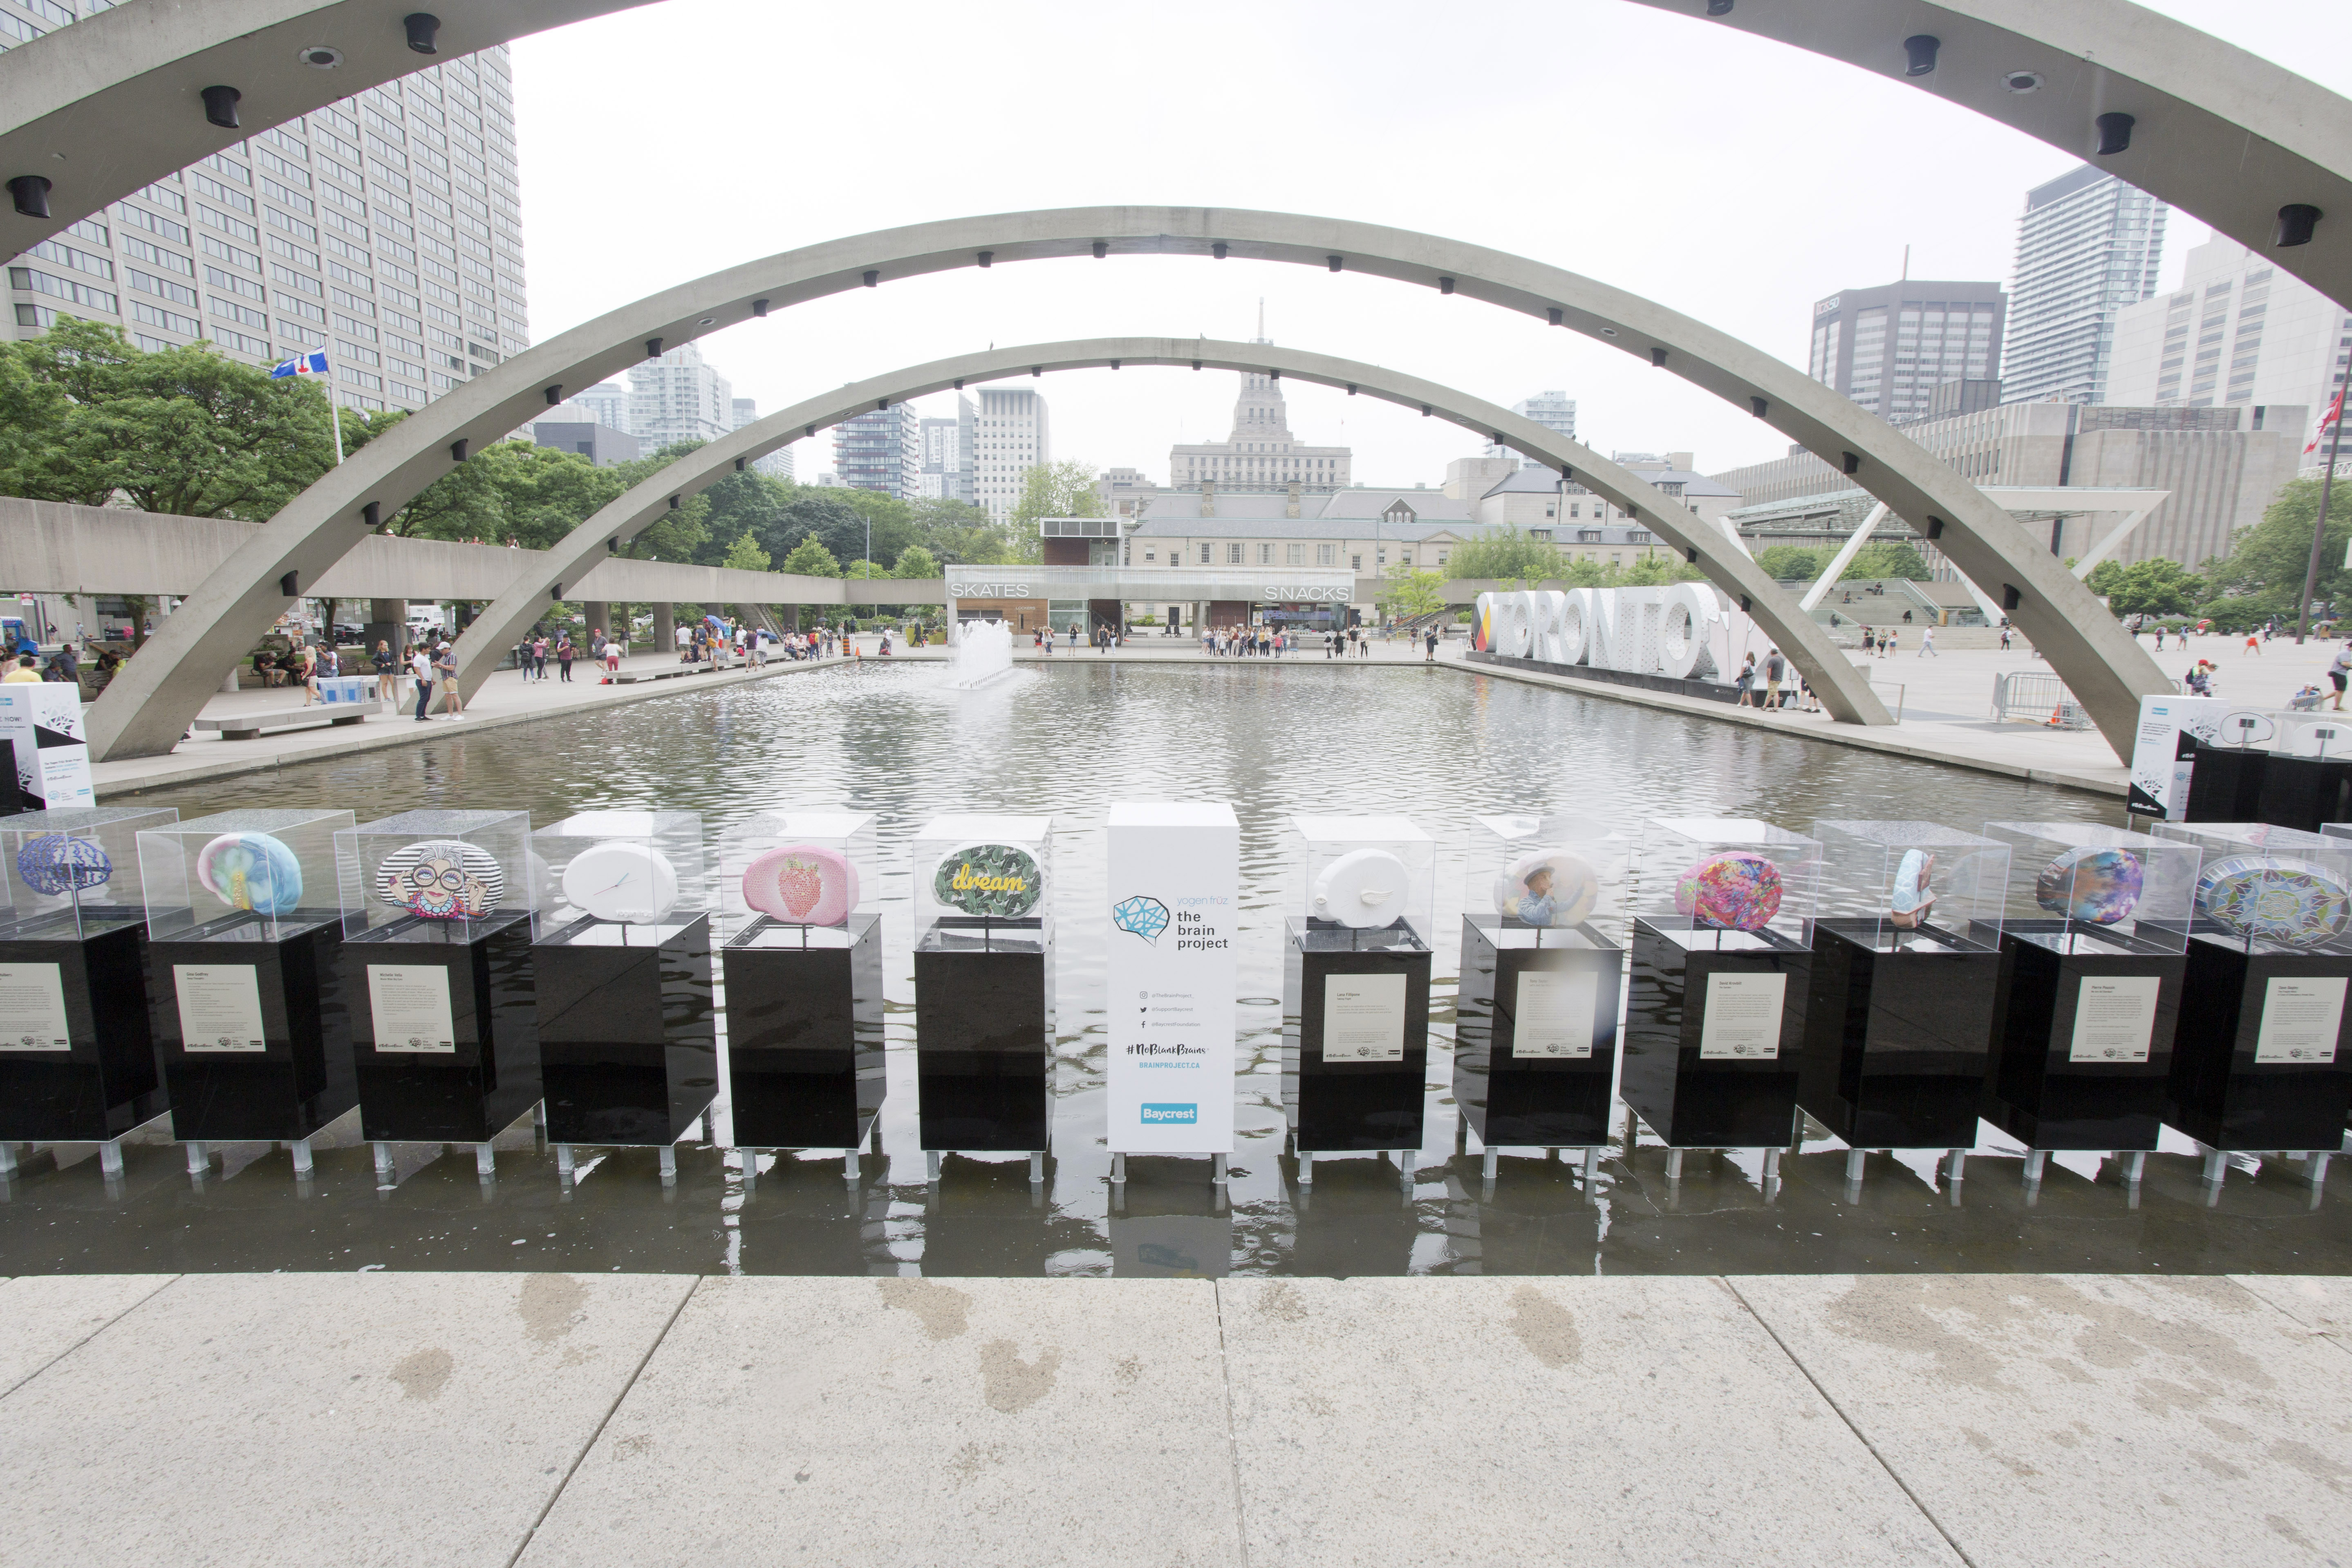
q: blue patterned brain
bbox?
[1113,895,1170,943]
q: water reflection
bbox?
[7,663,2343,1277]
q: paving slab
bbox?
[517,1276,1241,1567]
[2230,1274,2352,1347]
[1732,1274,2352,1568]
[0,1274,175,1396]
[0,1271,692,1565]
[1214,1275,1959,1566]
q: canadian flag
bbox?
[2308,388,2346,456]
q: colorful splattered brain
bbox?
[1673,851,1783,932]
[2034,847,2143,925]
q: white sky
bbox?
[507,0,2352,485]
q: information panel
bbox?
[1698,972,1785,1060]
[174,963,266,1053]
[2254,976,2346,1065]
[367,964,457,1053]
[0,963,71,1051]
[2068,976,2161,1064]
[1511,969,1597,1059]
[1107,802,1238,1154]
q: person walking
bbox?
[1733,655,1754,706]
[295,641,319,706]
[410,643,434,721]
[1918,626,1937,658]
[2000,623,2014,652]
[533,635,549,681]
[1884,629,1900,657]
[1425,627,1440,662]
[2330,643,2352,711]
[434,641,463,719]
[557,632,575,683]
[1763,647,1785,711]
[2153,625,2164,651]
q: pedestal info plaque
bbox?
[0,908,165,1140]
[2168,935,2352,1152]
[725,913,885,1150]
[536,916,717,1145]
[1623,918,1809,1148]
[914,918,1050,1153]
[1984,923,2183,1150]
[1106,803,1239,1160]
[1797,920,2002,1149]
[1454,918,1622,1148]
[337,911,540,1143]
[1282,918,1433,1153]
[152,912,356,1142]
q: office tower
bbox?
[974,387,1051,522]
[627,342,733,453]
[921,394,973,502]
[834,402,920,498]
[1168,309,1349,497]
[567,381,632,433]
[2107,234,2352,414]
[1483,392,1577,463]
[5,18,528,417]
[2003,164,2167,406]
[1807,280,2006,423]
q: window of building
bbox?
[1227,542,1243,564]
[1258,543,1274,564]
[1286,543,1304,565]
[1198,543,1212,564]
[1351,553,1362,571]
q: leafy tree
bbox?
[893,544,941,580]
[1843,541,1932,581]
[1615,554,1707,587]
[760,491,869,569]
[721,531,771,572]
[908,497,1022,565]
[2085,557,2205,618]
[779,537,842,577]
[1753,545,1822,581]
[2205,476,2351,618]
[1444,528,1565,583]
[1008,459,1100,557]
[1379,568,1449,621]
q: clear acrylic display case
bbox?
[2151,821,2352,956]
[1290,815,1434,946]
[1634,817,1821,954]
[138,809,353,943]
[2268,712,2352,760]
[1465,814,1627,948]
[533,810,706,943]
[1980,821,2199,956]
[0,806,180,941]
[717,810,879,946]
[1808,820,2010,954]
[336,809,535,945]
[914,815,1052,936]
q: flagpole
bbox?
[322,340,343,466]
[2297,389,2345,643]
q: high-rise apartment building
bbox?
[1483,392,1577,463]
[921,394,973,502]
[834,402,920,498]
[975,387,1051,522]
[2106,235,2352,417]
[627,342,733,453]
[2003,164,2167,406]
[4,9,529,415]
[569,381,632,433]
[1806,280,2006,423]
[730,394,792,478]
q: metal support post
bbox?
[1111,1152,1127,1185]
[1481,1148,1499,1181]
[1845,1148,1868,1183]
[99,1140,125,1180]
[2023,1149,2047,1184]
[0,1141,19,1176]
[2309,1151,2333,1188]
[1664,1147,1684,1180]
[1761,1146,1781,1184]
[925,1149,942,1183]
[659,1143,678,1184]
[556,1142,576,1179]
[374,1142,394,1182]
[1297,1150,1314,1186]
[1028,1151,1045,1185]
[739,1149,759,1188]
[475,1142,495,1180]
[185,1141,209,1177]
[844,1148,860,1183]
[291,1137,315,1178]
[1211,1153,1228,1186]
[2200,1148,2227,1187]
[1582,1146,1600,1186]
[1944,1149,1967,1183]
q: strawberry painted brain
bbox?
[742,844,858,925]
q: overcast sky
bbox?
[506,0,2352,486]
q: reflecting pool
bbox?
[6,661,2345,1278]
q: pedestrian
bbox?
[410,643,434,720]
[2000,624,2014,652]
[1885,629,1900,657]
[1068,623,1079,649]
[296,641,319,705]
[374,638,396,706]
[1801,671,1820,713]
[534,635,549,680]
[1918,626,1937,658]
[557,632,574,683]
[2153,625,2164,651]
[1425,627,1439,662]
[1734,655,1755,706]
[1763,647,1785,710]
[1,654,38,683]
[434,641,463,719]
[2331,643,2352,711]
[2246,629,2262,656]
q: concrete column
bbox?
[652,603,675,656]
[581,601,612,646]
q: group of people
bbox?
[1732,647,1821,713]
[1855,626,1933,657]
[513,632,577,684]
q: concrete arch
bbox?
[1628,0,2352,307]
[0,0,650,256]
[446,336,1891,727]
[85,206,2161,761]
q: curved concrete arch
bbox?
[87,206,2161,762]
[0,0,651,255]
[448,336,1891,727]
[1628,0,2352,307]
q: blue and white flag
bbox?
[271,349,329,379]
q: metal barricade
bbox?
[1992,671,2092,729]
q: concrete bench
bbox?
[609,665,724,685]
[194,699,387,739]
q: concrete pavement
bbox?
[0,1270,2345,1565]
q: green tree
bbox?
[1008,459,1100,558]
[2206,476,2350,618]
[2085,557,2205,618]
[1614,554,1707,586]
[1753,545,1822,581]
[909,496,1024,565]
[1843,541,1933,581]
[1444,527,1564,583]
[721,531,771,572]
[779,537,842,577]
[892,544,943,618]
[1379,568,1450,622]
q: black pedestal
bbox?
[0,907,166,1140]
[2168,934,2352,1151]
[334,911,540,1143]
[1623,917,1809,1148]
[2185,742,2267,822]
[535,914,716,1145]
[2253,752,2352,835]
[151,911,356,1141]
[1283,917,1432,1154]
[1984,922,2184,1150]
[1797,920,2002,1149]
[725,912,885,1149]
[1454,916,1621,1148]
[914,917,1049,1153]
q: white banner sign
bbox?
[0,683,93,811]
[1107,802,1239,1155]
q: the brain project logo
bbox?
[1112,895,1170,943]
